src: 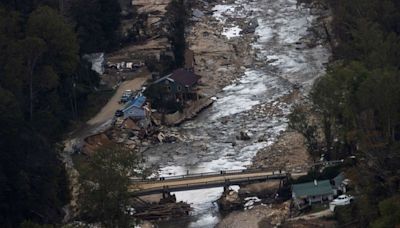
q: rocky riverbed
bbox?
[139,0,331,227]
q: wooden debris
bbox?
[134,202,191,220]
[133,193,191,221]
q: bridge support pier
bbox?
[162,190,171,199]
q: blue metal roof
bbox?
[123,96,146,112]
[124,107,146,119]
[122,96,147,120]
[132,95,146,107]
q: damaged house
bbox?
[145,68,201,113]
[120,95,152,130]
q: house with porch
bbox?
[292,180,334,209]
[292,173,349,209]
[148,68,201,107]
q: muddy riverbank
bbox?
[140,0,331,226]
[188,0,255,96]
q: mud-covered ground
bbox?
[140,0,331,227]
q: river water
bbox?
[143,0,329,227]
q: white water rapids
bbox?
[143,0,330,227]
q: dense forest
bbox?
[0,0,120,226]
[310,0,400,227]
[0,0,190,226]
[2,0,400,226]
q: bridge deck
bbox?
[127,161,342,196]
[129,169,289,196]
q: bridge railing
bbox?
[129,167,284,183]
[129,173,288,195]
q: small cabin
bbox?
[292,180,334,209]
[292,173,349,209]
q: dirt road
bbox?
[87,72,150,126]
[288,209,333,221]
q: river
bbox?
[142,0,330,227]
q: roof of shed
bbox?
[333,173,346,188]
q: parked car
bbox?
[114,109,124,117]
[120,90,133,103]
[329,194,354,211]
[331,195,354,206]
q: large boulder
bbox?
[236,131,251,140]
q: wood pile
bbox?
[133,202,191,220]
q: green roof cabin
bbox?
[292,179,334,208]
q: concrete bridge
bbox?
[128,159,346,196]
[129,169,290,196]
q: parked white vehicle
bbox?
[120,90,133,103]
[329,194,354,211]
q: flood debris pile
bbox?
[236,130,251,141]
[128,0,172,39]
[217,189,243,211]
[80,118,185,157]
[217,179,289,214]
[98,0,181,88]
[133,193,191,221]
[81,131,114,155]
[187,0,256,95]
[134,202,191,220]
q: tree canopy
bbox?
[69,0,121,53]
[310,0,400,226]
[0,2,103,226]
[78,146,139,227]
